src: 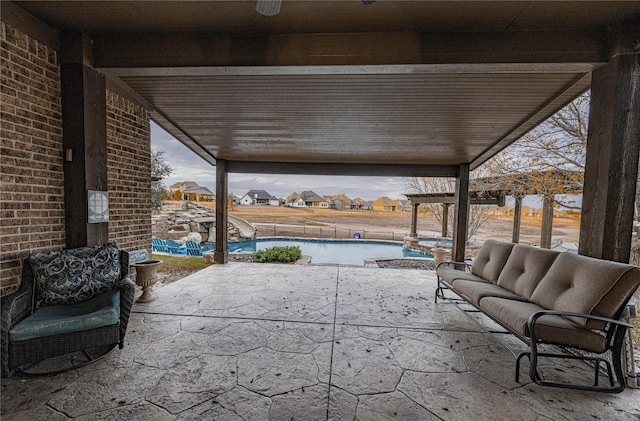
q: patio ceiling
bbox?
[12,1,640,175]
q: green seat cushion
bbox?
[9,290,120,342]
[30,243,121,306]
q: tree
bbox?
[487,93,589,209]
[151,149,173,212]
[406,175,500,239]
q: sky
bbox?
[151,122,412,201]
[150,121,554,207]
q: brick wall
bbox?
[0,22,152,295]
[0,22,65,295]
[106,92,152,254]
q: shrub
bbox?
[253,246,302,263]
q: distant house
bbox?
[330,193,352,210]
[169,181,215,201]
[398,199,412,212]
[351,197,366,210]
[287,190,329,208]
[240,189,279,206]
[372,197,400,212]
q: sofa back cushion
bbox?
[471,240,515,283]
[497,245,560,300]
[530,252,640,328]
[30,243,121,307]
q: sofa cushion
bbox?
[451,279,527,305]
[9,290,120,342]
[437,265,489,285]
[470,240,515,283]
[497,245,560,300]
[479,297,607,353]
[30,243,121,307]
[530,252,638,328]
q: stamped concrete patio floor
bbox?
[2,263,639,420]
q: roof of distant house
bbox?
[299,190,326,203]
[183,186,214,195]
[331,193,352,202]
[243,189,277,200]
[170,181,214,196]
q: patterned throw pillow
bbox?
[31,243,121,307]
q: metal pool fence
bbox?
[253,223,410,241]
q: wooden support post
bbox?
[61,31,108,248]
[452,164,470,262]
[512,196,522,244]
[579,54,640,262]
[214,159,229,264]
[540,195,554,249]
[442,204,450,238]
[410,203,419,237]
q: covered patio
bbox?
[1,1,640,419]
[3,263,639,419]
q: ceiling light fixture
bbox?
[256,0,375,17]
[255,0,281,16]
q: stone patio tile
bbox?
[354,391,440,420]
[147,354,237,414]
[335,266,443,328]
[214,386,272,420]
[269,384,331,421]
[46,365,166,418]
[2,264,639,420]
[143,263,339,323]
[75,403,174,421]
[327,386,357,421]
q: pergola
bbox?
[5,1,639,264]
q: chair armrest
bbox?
[120,250,130,278]
[116,275,136,345]
[1,269,35,377]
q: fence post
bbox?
[273,225,276,236]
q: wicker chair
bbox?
[1,244,135,378]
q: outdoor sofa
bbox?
[1,243,135,377]
[436,239,640,393]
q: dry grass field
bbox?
[228,204,581,246]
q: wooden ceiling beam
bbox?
[93,30,606,69]
[226,161,459,177]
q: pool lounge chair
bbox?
[185,241,203,256]
[166,239,187,255]
[152,237,168,253]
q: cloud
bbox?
[151,122,412,201]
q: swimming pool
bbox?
[202,238,431,266]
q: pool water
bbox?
[202,238,431,266]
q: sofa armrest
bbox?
[527,309,632,348]
[436,261,472,272]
